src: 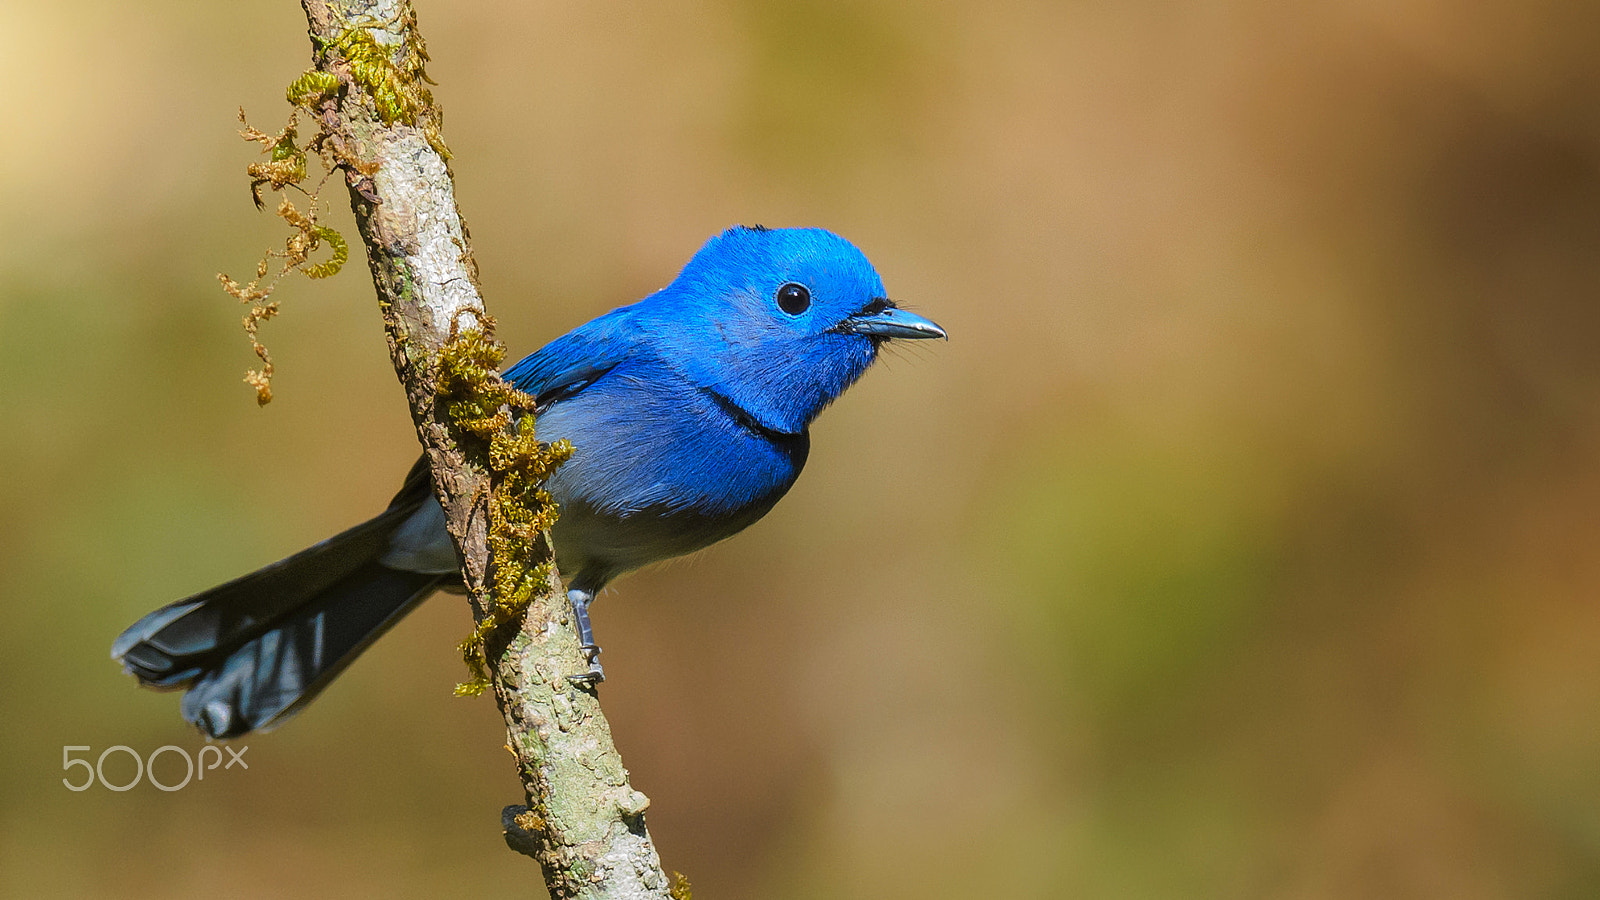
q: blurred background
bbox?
[4,0,1600,896]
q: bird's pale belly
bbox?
[380,371,811,592]
[536,406,809,588]
[378,446,802,591]
[545,489,789,592]
[377,472,796,591]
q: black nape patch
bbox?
[742,224,770,233]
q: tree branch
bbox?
[292,2,673,896]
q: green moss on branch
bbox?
[435,321,573,695]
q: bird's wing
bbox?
[502,306,643,411]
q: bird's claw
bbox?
[567,643,605,686]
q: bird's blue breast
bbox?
[532,351,810,589]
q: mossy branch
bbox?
[434,321,574,697]
[285,1,676,896]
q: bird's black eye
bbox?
[776,282,811,315]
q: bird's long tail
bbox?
[112,498,445,739]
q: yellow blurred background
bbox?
[5,0,1600,897]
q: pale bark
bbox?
[294,2,672,896]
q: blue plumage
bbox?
[112,226,945,737]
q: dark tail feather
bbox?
[113,504,444,739]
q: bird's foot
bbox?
[567,643,605,686]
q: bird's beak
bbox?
[839,302,947,341]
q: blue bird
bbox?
[112,226,945,738]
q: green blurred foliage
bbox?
[5,0,1600,897]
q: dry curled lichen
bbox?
[436,320,573,695]
[243,120,308,209]
[219,109,348,405]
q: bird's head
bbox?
[643,226,945,434]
